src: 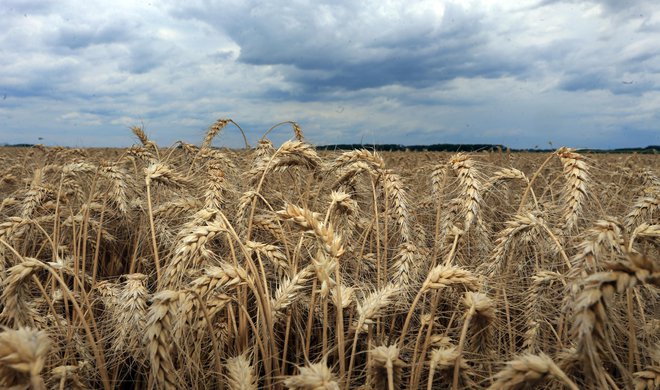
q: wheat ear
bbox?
[112,273,149,362]
[204,161,226,210]
[398,265,480,350]
[449,153,484,232]
[633,366,660,390]
[284,361,339,390]
[572,254,659,388]
[1,258,43,328]
[0,327,50,390]
[624,188,659,229]
[271,265,314,323]
[144,290,182,390]
[162,217,227,288]
[368,345,404,390]
[347,283,400,386]
[428,345,475,390]
[226,351,258,390]
[556,147,590,233]
[487,353,579,390]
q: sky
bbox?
[1,0,659,149]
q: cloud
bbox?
[0,0,658,148]
[172,1,531,96]
[2,0,56,15]
[60,111,103,126]
[537,0,651,14]
[49,23,135,50]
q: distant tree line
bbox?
[2,143,658,153]
[2,143,39,148]
[316,144,660,154]
[316,143,505,152]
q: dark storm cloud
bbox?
[287,53,527,93]
[172,1,530,95]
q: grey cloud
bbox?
[207,51,235,63]
[537,0,649,12]
[288,51,526,93]
[559,70,659,95]
[555,44,660,95]
[1,60,83,99]
[2,0,56,15]
[43,21,169,75]
[50,23,136,50]
[118,43,172,74]
[559,70,611,92]
[587,0,651,13]
[523,2,660,96]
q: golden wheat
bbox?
[0,124,656,390]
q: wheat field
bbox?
[0,120,658,389]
